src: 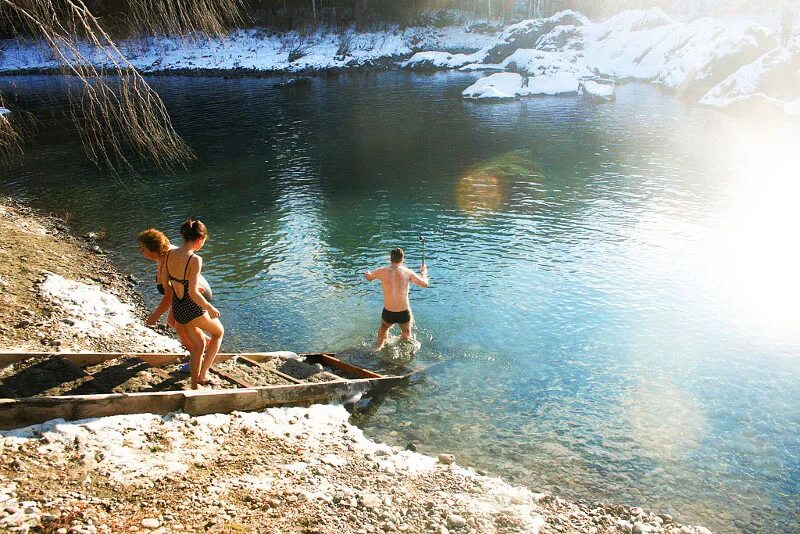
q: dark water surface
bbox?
[2,72,799,533]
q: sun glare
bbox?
[702,121,800,341]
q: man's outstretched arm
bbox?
[364,267,382,282]
[409,265,429,288]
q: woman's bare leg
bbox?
[187,314,224,384]
[183,326,206,389]
[170,310,209,356]
[169,310,194,354]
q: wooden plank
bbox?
[0,376,408,429]
[1,352,304,367]
[0,352,58,368]
[238,356,304,385]
[1,352,385,381]
[305,353,384,379]
[209,366,254,388]
[0,391,187,430]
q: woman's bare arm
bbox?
[147,260,174,325]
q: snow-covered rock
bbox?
[525,72,580,95]
[484,10,589,63]
[0,107,9,116]
[581,10,776,95]
[501,48,587,77]
[408,8,793,114]
[401,50,484,69]
[700,45,800,109]
[462,71,581,100]
[578,80,615,100]
[462,72,525,99]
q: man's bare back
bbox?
[368,264,427,311]
[365,247,429,350]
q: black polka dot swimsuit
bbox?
[166,251,206,325]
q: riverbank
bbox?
[0,198,717,533]
[1,9,798,115]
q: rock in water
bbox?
[437,454,455,465]
[578,80,615,100]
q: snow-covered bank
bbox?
[40,273,181,353]
[0,404,713,534]
[0,198,177,354]
[405,9,797,114]
[0,26,497,74]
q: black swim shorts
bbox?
[382,308,411,325]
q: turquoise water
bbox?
[2,72,800,533]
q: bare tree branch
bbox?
[0,0,246,171]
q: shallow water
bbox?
[2,72,799,533]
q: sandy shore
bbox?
[0,197,713,534]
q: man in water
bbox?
[365,247,429,350]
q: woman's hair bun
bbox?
[180,218,208,242]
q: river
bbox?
[2,72,799,533]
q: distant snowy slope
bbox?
[1,9,796,114]
[407,8,795,113]
[0,26,498,74]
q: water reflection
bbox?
[454,151,542,217]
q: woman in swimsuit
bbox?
[158,219,224,389]
[138,228,213,355]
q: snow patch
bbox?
[462,72,524,99]
[785,98,800,115]
[525,72,580,95]
[0,107,10,116]
[1,402,547,530]
[0,26,498,74]
[579,80,615,99]
[40,273,182,352]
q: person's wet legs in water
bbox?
[365,247,429,350]
[160,219,224,389]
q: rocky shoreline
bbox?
[0,197,714,533]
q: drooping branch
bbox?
[123,0,246,38]
[0,0,245,170]
[0,105,21,155]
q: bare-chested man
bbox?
[365,247,429,350]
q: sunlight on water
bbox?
[700,124,800,342]
[622,378,706,462]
